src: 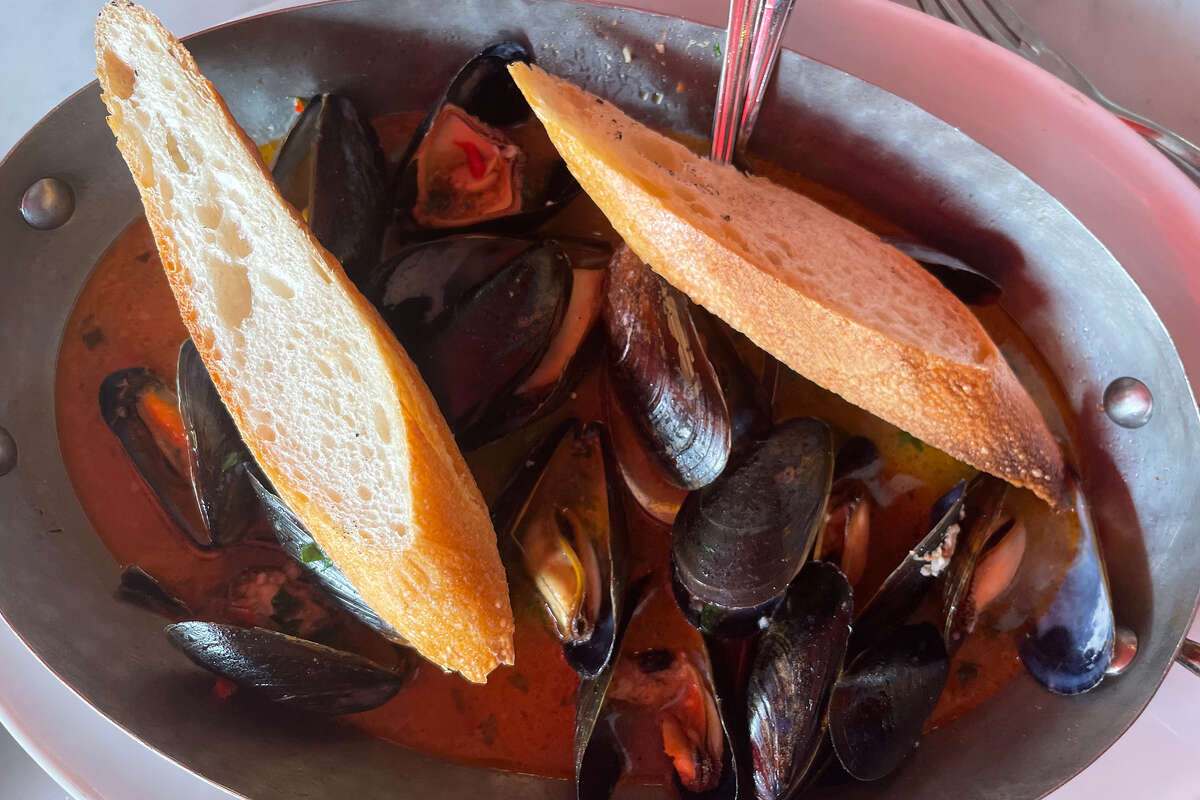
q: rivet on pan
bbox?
[1106,626,1138,677]
[20,177,75,230]
[1103,377,1154,429]
[0,426,16,477]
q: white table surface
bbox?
[2,1,1199,798]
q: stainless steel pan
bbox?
[1,1,1198,797]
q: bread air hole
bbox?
[104,50,137,99]
[217,218,253,260]
[213,260,253,330]
[372,403,392,445]
[165,132,191,174]
[263,274,295,300]
[197,202,222,230]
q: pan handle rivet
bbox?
[1106,626,1138,677]
[1103,377,1153,428]
[20,177,75,230]
[0,426,16,477]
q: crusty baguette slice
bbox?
[508,63,1066,507]
[95,0,513,682]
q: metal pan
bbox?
[0,0,1197,798]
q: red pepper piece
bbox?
[211,677,237,701]
[453,140,487,180]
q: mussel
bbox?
[498,421,627,677]
[672,417,833,637]
[177,339,260,546]
[827,622,950,781]
[166,622,408,714]
[117,565,191,618]
[689,305,773,452]
[393,42,579,237]
[365,235,605,447]
[603,246,731,491]
[881,236,1002,306]
[1019,478,1115,694]
[816,479,872,588]
[848,478,969,655]
[577,576,737,800]
[272,93,388,290]
[747,561,853,800]
[100,367,209,546]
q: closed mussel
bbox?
[393,42,579,237]
[166,622,408,714]
[272,93,388,290]
[672,417,832,637]
[748,561,853,800]
[604,245,731,491]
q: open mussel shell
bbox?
[177,339,260,546]
[848,477,970,655]
[272,93,387,290]
[603,246,731,491]
[828,622,950,781]
[880,236,1002,306]
[500,420,628,678]
[99,367,210,546]
[940,476,1012,655]
[245,471,405,646]
[672,417,833,637]
[365,235,572,442]
[1019,478,1115,694]
[166,622,407,714]
[393,41,580,237]
[748,561,853,800]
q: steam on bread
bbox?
[95,0,514,682]
[508,62,1066,507]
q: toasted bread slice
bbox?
[95,1,513,682]
[508,63,1066,507]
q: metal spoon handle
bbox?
[711,0,797,164]
[1179,637,1200,678]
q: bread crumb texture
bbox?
[95,0,513,681]
[509,62,1065,507]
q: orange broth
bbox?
[55,110,1073,783]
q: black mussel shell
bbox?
[1019,479,1115,694]
[848,478,970,655]
[881,236,1002,306]
[673,418,833,636]
[941,477,1009,655]
[690,305,773,452]
[366,235,571,440]
[604,246,731,490]
[177,340,260,546]
[117,565,191,618]
[100,367,210,546]
[828,622,950,781]
[748,562,853,800]
[393,41,580,237]
[500,421,628,678]
[273,93,388,290]
[833,436,879,481]
[245,471,404,645]
[166,622,407,714]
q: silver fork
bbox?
[916,0,1200,184]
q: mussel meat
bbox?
[393,42,579,236]
[1019,478,1115,694]
[672,417,833,637]
[827,622,950,781]
[500,421,627,677]
[603,246,731,491]
[100,367,209,546]
[272,93,388,290]
[166,622,408,714]
[881,236,1002,306]
[747,561,853,800]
